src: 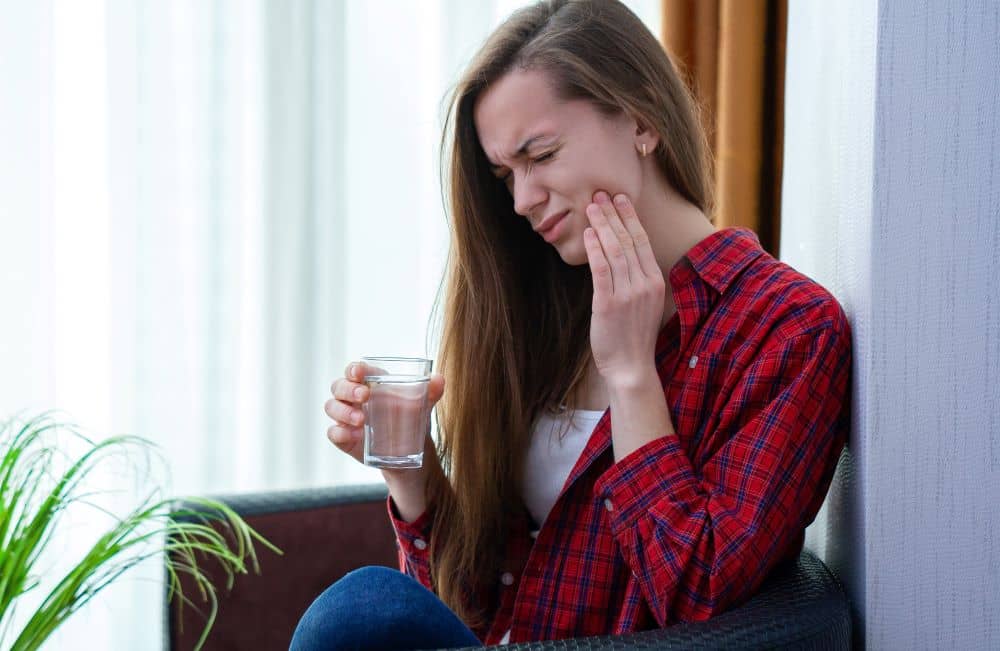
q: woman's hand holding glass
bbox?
[325,361,445,462]
[325,361,446,521]
[583,191,666,388]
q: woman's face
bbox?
[474,68,649,266]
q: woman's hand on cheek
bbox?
[583,191,666,388]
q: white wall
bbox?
[783,1,1000,648]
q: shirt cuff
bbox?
[386,495,433,552]
[593,435,704,542]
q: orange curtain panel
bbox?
[661,0,787,257]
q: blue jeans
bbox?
[289,566,483,651]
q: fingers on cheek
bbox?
[584,227,601,255]
[586,203,605,225]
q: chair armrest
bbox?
[166,483,396,651]
[166,484,852,651]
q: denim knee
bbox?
[289,566,481,651]
[291,567,391,650]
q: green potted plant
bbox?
[0,412,280,651]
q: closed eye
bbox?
[521,150,558,177]
[496,149,558,185]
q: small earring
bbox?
[641,143,648,157]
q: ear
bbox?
[632,116,661,155]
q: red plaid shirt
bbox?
[389,227,852,644]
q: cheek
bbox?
[598,150,644,196]
[568,146,643,201]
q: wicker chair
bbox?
[165,484,852,650]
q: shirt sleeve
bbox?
[593,320,852,625]
[385,496,497,644]
[386,496,435,590]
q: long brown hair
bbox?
[426,0,713,628]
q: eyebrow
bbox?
[487,134,551,171]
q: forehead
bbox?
[473,69,568,165]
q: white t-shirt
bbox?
[522,406,607,530]
[500,405,607,645]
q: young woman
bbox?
[295,0,851,648]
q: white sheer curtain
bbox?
[1,1,660,648]
[779,0,875,567]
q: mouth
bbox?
[534,210,570,235]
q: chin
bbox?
[554,238,589,266]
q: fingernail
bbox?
[614,194,628,206]
[349,363,357,378]
[595,191,609,202]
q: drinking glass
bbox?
[360,356,433,469]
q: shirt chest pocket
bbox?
[668,352,733,466]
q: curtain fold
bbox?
[661,0,786,257]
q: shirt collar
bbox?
[655,227,767,355]
[669,227,766,297]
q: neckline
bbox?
[555,405,607,417]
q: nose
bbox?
[511,170,546,219]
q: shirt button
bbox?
[501,572,515,586]
[413,538,427,550]
[689,355,699,369]
[604,498,614,512]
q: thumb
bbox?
[427,373,445,405]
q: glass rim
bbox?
[364,375,431,383]
[360,356,432,363]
